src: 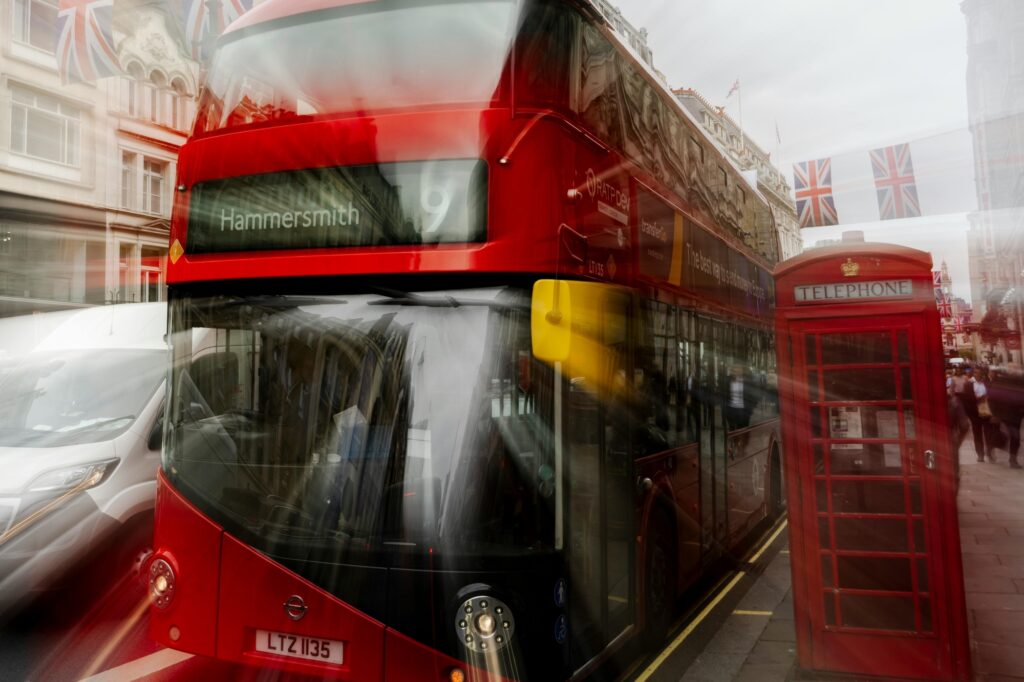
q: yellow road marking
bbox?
[634,518,788,681]
[633,571,746,681]
[748,519,788,564]
[732,610,773,616]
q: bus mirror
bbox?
[531,279,627,393]
[531,280,573,362]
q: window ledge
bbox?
[2,151,84,185]
[8,42,59,73]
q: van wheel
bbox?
[644,508,677,647]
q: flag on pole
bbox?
[57,0,121,84]
[726,78,740,99]
[793,159,839,228]
[954,316,964,332]
[175,0,254,61]
[932,270,942,287]
[938,297,952,318]
[870,143,922,220]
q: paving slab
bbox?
[654,439,1024,681]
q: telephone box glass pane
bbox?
[820,332,893,365]
[824,593,837,626]
[837,556,913,591]
[821,555,834,587]
[833,518,909,552]
[806,335,818,364]
[840,594,916,631]
[823,368,896,401]
[920,597,933,632]
[917,559,929,592]
[913,520,927,553]
[818,517,832,548]
[909,479,922,513]
[829,444,902,475]
[811,407,823,437]
[807,370,819,401]
[897,331,910,362]
[831,480,907,514]
[900,368,914,399]
[816,480,828,512]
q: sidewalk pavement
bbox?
[673,440,1024,681]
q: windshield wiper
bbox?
[366,288,523,310]
[61,415,135,434]
[214,295,347,310]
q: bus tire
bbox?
[644,506,677,647]
[769,448,784,518]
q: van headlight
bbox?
[26,459,119,494]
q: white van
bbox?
[0,303,167,616]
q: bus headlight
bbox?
[455,594,515,654]
[149,557,176,609]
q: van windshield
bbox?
[0,350,165,447]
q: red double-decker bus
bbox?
[148,1,783,679]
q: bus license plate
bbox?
[255,630,344,665]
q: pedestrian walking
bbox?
[988,368,1024,469]
[958,366,992,463]
[947,366,969,453]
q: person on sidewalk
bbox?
[947,366,970,458]
[959,366,992,463]
[988,368,1024,469]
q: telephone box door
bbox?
[790,313,955,679]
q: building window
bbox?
[121,152,136,209]
[121,151,169,215]
[10,86,81,167]
[140,247,165,302]
[118,243,166,302]
[13,0,57,53]
[143,159,166,214]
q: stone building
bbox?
[962,0,1024,366]
[0,0,198,316]
[674,88,801,260]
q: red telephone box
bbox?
[774,244,970,681]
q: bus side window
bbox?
[514,1,579,112]
[636,298,680,455]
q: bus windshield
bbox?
[164,288,556,559]
[196,0,518,133]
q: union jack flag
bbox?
[57,0,121,84]
[870,143,922,220]
[953,316,964,333]
[938,296,952,318]
[793,159,839,228]
[932,270,942,286]
[176,0,255,61]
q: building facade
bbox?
[962,0,1024,366]
[0,0,198,316]
[673,89,802,260]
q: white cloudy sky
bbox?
[612,0,975,299]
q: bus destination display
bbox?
[186,159,487,253]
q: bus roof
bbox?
[226,0,380,34]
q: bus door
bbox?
[696,316,729,562]
[558,288,635,672]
